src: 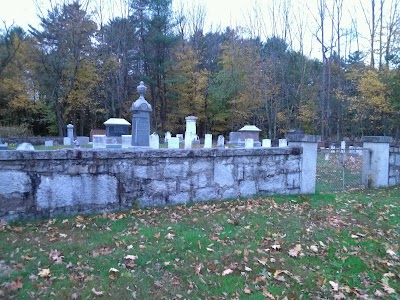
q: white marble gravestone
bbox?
[168,137,180,149]
[245,138,254,148]
[204,134,212,148]
[217,135,225,148]
[150,133,160,149]
[262,139,271,148]
[279,139,287,147]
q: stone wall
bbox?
[389,146,400,186]
[0,147,302,221]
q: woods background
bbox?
[1,0,400,143]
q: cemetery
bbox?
[0,82,399,222]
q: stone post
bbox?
[185,116,198,136]
[362,136,392,188]
[67,124,74,139]
[287,130,321,194]
[131,81,152,147]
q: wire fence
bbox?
[316,147,369,193]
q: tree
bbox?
[29,1,98,136]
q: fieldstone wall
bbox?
[0,147,302,221]
[2,136,64,146]
[389,146,400,186]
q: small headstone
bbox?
[192,135,200,144]
[204,134,212,148]
[324,153,330,161]
[245,138,254,148]
[262,139,271,148]
[16,143,35,151]
[229,132,240,143]
[45,140,54,147]
[0,138,8,150]
[63,137,72,146]
[150,133,160,149]
[341,140,346,153]
[330,145,336,153]
[76,136,89,145]
[217,135,225,148]
[279,139,287,147]
[176,134,184,143]
[93,135,106,148]
[121,135,132,149]
[73,139,80,148]
[168,137,180,149]
[164,131,172,143]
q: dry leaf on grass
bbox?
[222,268,233,276]
[38,268,51,278]
[92,288,104,296]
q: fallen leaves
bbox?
[92,288,104,296]
[38,268,51,278]
[288,244,302,257]
[222,268,233,276]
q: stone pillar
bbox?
[362,136,392,188]
[185,116,198,136]
[67,124,74,139]
[287,130,321,194]
[131,81,152,147]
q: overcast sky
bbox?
[1,0,372,60]
[2,0,244,30]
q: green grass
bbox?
[0,188,399,299]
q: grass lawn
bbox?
[0,187,399,299]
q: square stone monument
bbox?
[239,125,262,147]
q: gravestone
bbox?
[63,137,71,146]
[121,135,132,148]
[150,133,160,149]
[262,139,271,148]
[93,135,106,148]
[184,132,193,149]
[16,143,35,150]
[177,134,184,143]
[104,118,131,137]
[45,140,53,147]
[0,138,8,150]
[76,136,89,145]
[245,138,254,148]
[168,137,180,149]
[279,139,287,147]
[204,134,212,148]
[164,131,172,143]
[67,124,74,140]
[227,132,241,146]
[239,125,262,147]
[217,135,225,148]
[131,81,152,147]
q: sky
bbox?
[1,0,245,30]
[0,0,372,60]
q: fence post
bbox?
[287,130,321,194]
[362,136,392,188]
